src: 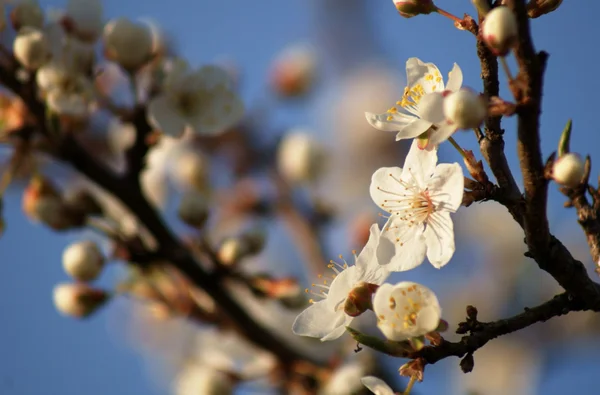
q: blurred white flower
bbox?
[147,59,244,138]
[361,376,395,395]
[373,281,441,341]
[320,360,368,395]
[171,149,210,192]
[10,0,44,30]
[173,364,234,395]
[141,166,169,208]
[103,17,153,71]
[277,129,325,185]
[36,61,94,116]
[65,0,103,42]
[365,57,463,148]
[13,27,50,70]
[370,140,463,271]
[292,224,390,341]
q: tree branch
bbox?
[415,293,588,365]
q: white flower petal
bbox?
[292,301,345,339]
[379,217,427,272]
[405,57,444,93]
[195,65,233,90]
[47,91,88,116]
[445,63,463,92]
[416,305,442,334]
[188,89,244,135]
[325,265,357,311]
[354,224,389,285]
[361,376,395,395]
[426,122,456,147]
[394,118,433,141]
[424,211,455,268]
[320,315,353,341]
[418,92,445,124]
[369,166,405,209]
[147,95,187,137]
[401,139,438,187]
[365,111,415,132]
[428,162,464,212]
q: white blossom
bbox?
[13,27,49,70]
[292,224,390,341]
[173,364,234,395]
[277,129,324,184]
[370,140,463,271]
[103,17,153,71]
[65,0,103,42]
[36,61,94,116]
[361,376,395,395]
[320,360,369,395]
[147,59,244,138]
[365,57,463,149]
[373,281,441,341]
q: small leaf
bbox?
[557,119,572,157]
[346,327,413,357]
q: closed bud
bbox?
[64,188,103,217]
[177,190,209,228]
[481,6,518,56]
[553,153,584,188]
[344,282,378,317]
[22,175,84,230]
[103,18,153,72]
[10,0,44,30]
[270,43,317,98]
[217,228,266,266]
[392,0,437,18]
[13,27,50,70]
[277,130,325,184]
[53,282,109,318]
[527,0,562,18]
[62,240,105,282]
[173,150,210,193]
[443,88,487,130]
[460,353,475,373]
[64,0,104,43]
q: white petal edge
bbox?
[365,111,415,133]
[147,95,187,137]
[445,63,463,92]
[424,211,455,268]
[401,139,438,187]
[394,118,433,141]
[379,217,427,272]
[428,162,464,213]
[361,376,395,395]
[292,301,346,340]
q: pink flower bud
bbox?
[393,0,437,18]
[481,6,518,56]
[53,283,109,318]
[269,43,316,98]
[553,153,584,187]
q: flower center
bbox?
[378,284,424,330]
[377,171,435,246]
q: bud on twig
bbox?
[53,283,109,318]
[553,153,585,188]
[443,88,488,130]
[103,18,153,72]
[460,353,475,373]
[481,6,518,56]
[393,0,437,18]
[526,0,563,18]
[217,227,266,265]
[62,240,105,282]
[177,191,209,228]
[463,150,489,184]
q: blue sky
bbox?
[1,1,600,394]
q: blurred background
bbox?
[1,0,600,394]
